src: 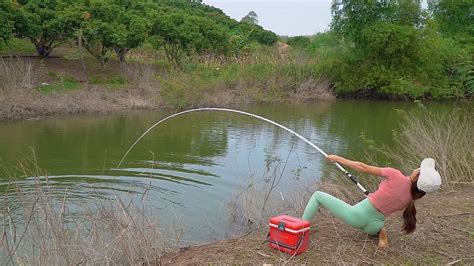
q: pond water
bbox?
[0,100,461,244]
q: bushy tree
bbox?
[331,0,423,46]
[429,0,474,39]
[324,0,471,98]
[111,8,150,63]
[80,2,116,68]
[234,22,278,46]
[81,1,150,67]
[13,0,82,57]
[241,11,258,24]
[151,11,229,68]
[287,36,311,48]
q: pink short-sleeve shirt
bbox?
[368,167,413,216]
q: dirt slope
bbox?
[159,187,473,265]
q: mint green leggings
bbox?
[302,191,385,235]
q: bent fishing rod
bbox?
[118,108,369,196]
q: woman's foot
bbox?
[378,228,389,248]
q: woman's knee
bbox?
[311,191,326,199]
[363,221,385,236]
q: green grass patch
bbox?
[38,73,80,93]
[0,38,36,55]
[90,75,127,85]
[63,49,83,61]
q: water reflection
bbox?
[0,100,463,242]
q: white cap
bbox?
[417,158,441,193]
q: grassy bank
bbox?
[161,187,473,264]
[0,39,334,121]
[161,107,474,264]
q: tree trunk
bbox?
[77,28,89,89]
[100,56,108,69]
[36,44,53,58]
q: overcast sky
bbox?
[203,0,333,36]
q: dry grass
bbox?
[0,57,36,91]
[162,184,474,265]
[374,107,473,190]
[225,149,362,237]
[127,63,159,92]
[0,160,176,265]
[0,85,165,121]
[288,78,335,102]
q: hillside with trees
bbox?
[0,0,472,120]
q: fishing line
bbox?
[117,108,369,195]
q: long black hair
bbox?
[402,181,426,234]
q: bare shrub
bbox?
[226,148,362,232]
[288,78,335,102]
[374,108,473,189]
[127,63,159,92]
[227,174,362,233]
[0,163,176,265]
[0,57,36,91]
[201,89,237,107]
[0,85,165,121]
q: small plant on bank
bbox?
[38,73,80,93]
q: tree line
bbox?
[289,0,473,99]
[0,0,278,68]
[1,0,472,99]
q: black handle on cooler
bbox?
[266,231,306,251]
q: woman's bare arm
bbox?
[326,155,383,176]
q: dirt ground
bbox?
[159,187,473,265]
[0,54,164,121]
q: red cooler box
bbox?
[268,215,310,255]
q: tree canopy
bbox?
[325,0,472,98]
[429,0,474,45]
[12,0,83,57]
[331,0,423,46]
[0,2,14,45]
[80,1,151,66]
[0,0,278,66]
[151,11,229,67]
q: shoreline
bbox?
[1,87,471,123]
[159,186,473,264]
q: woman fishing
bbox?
[302,155,441,247]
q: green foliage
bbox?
[151,11,229,68]
[0,38,36,54]
[111,4,150,62]
[0,2,14,46]
[89,75,126,86]
[429,0,474,42]
[12,0,83,57]
[38,73,80,93]
[361,23,419,67]
[237,22,278,46]
[79,1,149,67]
[287,36,311,48]
[319,0,473,99]
[331,0,423,46]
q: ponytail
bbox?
[402,182,426,234]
